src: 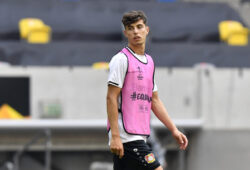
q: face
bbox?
[123,19,149,47]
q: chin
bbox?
[134,41,143,45]
[136,42,144,46]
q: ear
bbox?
[146,26,150,35]
[123,29,128,38]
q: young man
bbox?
[106,11,188,170]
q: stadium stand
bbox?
[0,41,250,67]
[0,0,249,67]
[0,0,246,42]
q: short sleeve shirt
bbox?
[107,47,157,144]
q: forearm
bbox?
[151,94,178,133]
[152,92,188,150]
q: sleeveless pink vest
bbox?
[108,47,155,136]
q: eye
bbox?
[137,24,143,29]
[127,27,133,31]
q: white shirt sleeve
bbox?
[108,52,127,88]
[153,81,158,92]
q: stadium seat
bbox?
[27,25,51,43]
[19,18,52,43]
[219,20,249,46]
[92,62,109,70]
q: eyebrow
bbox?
[128,23,143,27]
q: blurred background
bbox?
[0,0,250,170]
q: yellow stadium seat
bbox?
[92,62,109,70]
[27,25,51,43]
[227,28,248,46]
[19,18,44,39]
[218,20,249,46]
[19,18,52,44]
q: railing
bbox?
[0,119,202,170]
[11,129,51,170]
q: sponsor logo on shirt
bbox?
[137,66,144,80]
[130,92,152,103]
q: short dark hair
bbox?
[122,10,147,28]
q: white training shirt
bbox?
[108,47,157,144]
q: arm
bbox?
[151,91,188,150]
[106,85,124,158]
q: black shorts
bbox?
[113,140,161,170]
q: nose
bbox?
[133,28,139,34]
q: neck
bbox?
[128,44,145,55]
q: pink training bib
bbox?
[107,47,155,136]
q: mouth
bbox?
[134,36,141,41]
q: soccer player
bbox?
[106,10,188,170]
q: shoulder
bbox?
[109,51,127,68]
[145,52,154,59]
[145,53,155,64]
